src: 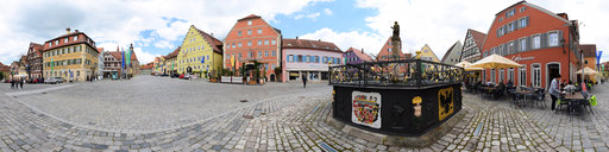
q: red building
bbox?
[223,14,282,81]
[376,37,411,61]
[480,1,581,88]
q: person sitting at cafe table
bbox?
[506,80,514,88]
[549,74,561,111]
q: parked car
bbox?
[45,77,65,84]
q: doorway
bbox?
[547,63,560,88]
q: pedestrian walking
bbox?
[549,74,561,110]
[20,78,24,89]
[302,73,308,88]
[10,78,14,89]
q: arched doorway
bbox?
[270,74,276,82]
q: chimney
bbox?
[66,27,71,34]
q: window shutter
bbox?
[526,36,533,51]
[558,31,564,46]
[515,20,520,29]
[541,33,548,48]
[514,40,520,53]
[526,17,530,27]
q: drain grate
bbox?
[318,141,337,152]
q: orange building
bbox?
[581,44,597,70]
[376,37,411,61]
[480,1,581,88]
[223,14,282,81]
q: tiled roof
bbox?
[238,14,261,21]
[346,47,373,62]
[165,46,181,59]
[30,42,43,56]
[580,44,597,58]
[193,25,223,54]
[97,47,104,54]
[282,38,342,53]
[468,29,487,51]
[140,62,154,69]
[109,51,122,61]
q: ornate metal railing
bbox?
[329,59,464,88]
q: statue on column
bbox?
[391,21,400,40]
[390,21,402,60]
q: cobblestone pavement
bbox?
[0,76,608,151]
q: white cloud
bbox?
[133,47,160,64]
[154,40,174,49]
[300,28,384,55]
[294,12,322,20]
[0,0,334,64]
[324,8,333,15]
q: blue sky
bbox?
[0,0,608,65]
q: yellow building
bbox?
[415,44,440,62]
[177,25,223,78]
[163,47,180,75]
[43,28,100,81]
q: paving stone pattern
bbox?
[0,76,608,151]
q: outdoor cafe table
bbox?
[513,89,534,106]
[561,92,587,115]
[480,86,496,98]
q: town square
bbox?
[1,0,609,151]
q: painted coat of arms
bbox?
[351,91,381,129]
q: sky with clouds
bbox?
[0,0,608,65]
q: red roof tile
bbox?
[239,14,261,21]
[165,46,181,59]
[346,47,373,62]
[581,44,597,58]
[468,29,487,51]
[282,38,342,53]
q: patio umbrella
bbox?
[455,61,483,71]
[470,54,522,69]
[576,67,598,75]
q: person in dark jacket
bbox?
[302,73,308,88]
[19,78,24,89]
[10,78,14,89]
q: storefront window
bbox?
[508,68,514,83]
[490,69,495,83]
[532,64,541,87]
[499,69,504,83]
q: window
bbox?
[248,41,252,46]
[238,31,242,36]
[532,64,541,87]
[519,17,528,28]
[548,32,559,47]
[249,51,254,58]
[232,43,236,48]
[64,38,69,43]
[272,51,276,57]
[238,42,242,47]
[258,40,262,46]
[323,57,328,63]
[508,23,514,32]
[508,41,515,54]
[55,40,59,45]
[520,7,526,12]
[490,69,496,83]
[257,29,262,34]
[288,55,293,62]
[271,40,276,45]
[388,48,392,52]
[265,51,269,57]
[506,8,515,17]
[519,38,527,52]
[247,30,252,35]
[533,35,541,49]
[305,56,310,62]
[258,51,262,58]
[315,56,319,63]
[499,69,504,83]
[247,20,252,25]
[264,40,269,45]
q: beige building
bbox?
[42,28,100,81]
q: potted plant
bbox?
[209,70,218,82]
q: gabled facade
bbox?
[415,44,440,62]
[480,1,581,88]
[581,44,597,70]
[344,47,373,64]
[42,28,100,81]
[441,41,463,65]
[26,42,44,79]
[177,25,223,78]
[223,14,282,81]
[163,46,180,75]
[461,29,487,62]
[376,37,409,61]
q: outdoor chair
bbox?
[584,95,596,114]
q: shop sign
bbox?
[512,56,535,61]
[351,91,382,129]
